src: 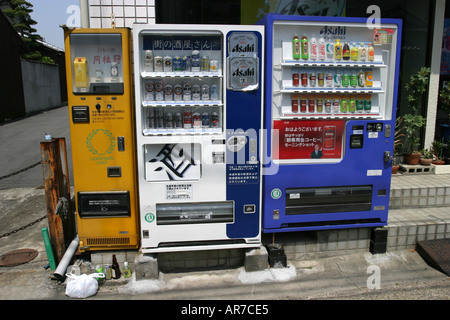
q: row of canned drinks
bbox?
[143,50,220,73]
[147,109,220,129]
[144,80,220,102]
[292,68,373,88]
[291,94,372,114]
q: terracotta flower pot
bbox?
[405,152,421,165]
[432,159,445,165]
[392,164,400,174]
[420,158,432,166]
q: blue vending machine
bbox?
[258,14,402,233]
[133,24,264,253]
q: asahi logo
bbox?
[320,26,347,36]
[231,43,255,53]
[232,67,255,77]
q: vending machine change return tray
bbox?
[286,185,372,215]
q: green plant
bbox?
[394,116,405,157]
[421,148,433,159]
[432,139,445,160]
[405,67,430,114]
[402,114,426,154]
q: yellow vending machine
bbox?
[63,27,139,252]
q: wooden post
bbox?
[40,137,74,264]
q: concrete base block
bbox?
[134,252,159,280]
[244,246,268,272]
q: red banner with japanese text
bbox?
[273,120,344,160]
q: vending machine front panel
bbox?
[133,24,264,253]
[259,14,402,233]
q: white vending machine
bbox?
[133,24,264,253]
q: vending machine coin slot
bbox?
[350,134,364,149]
[72,106,90,123]
[117,137,125,151]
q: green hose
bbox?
[41,227,56,270]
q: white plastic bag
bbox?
[65,273,105,299]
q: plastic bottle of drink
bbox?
[309,34,317,60]
[342,70,349,87]
[123,261,132,278]
[318,70,324,87]
[340,96,348,113]
[326,71,333,87]
[350,70,358,87]
[301,34,309,60]
[326,41,334,61]
[364,95,372,113]
[318,37,326,61]
[342,42,350,61]
[358,69,365,87]
[334,70,342,87]
[349,96,356,113]
[292,34,301,59]
[309,69,316,87]
[350,43,359,61]
[359,43,367,62]
[368,43,375,62]
[334,39,342,60]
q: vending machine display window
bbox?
[69,33,124,94]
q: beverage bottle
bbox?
[326,41,334,61]
[359,43,367,62]
[301,70,308,87]
[358,69,365,87]
[325,71,333,87]
[318,37,326,60]
[332,96,340,114]
[334,70,342,87]
[350,43,359,61]
[301,34,309,60]
[104,264,112,280]
[349,96,356,113]
[292,68,299,86]
[310,34,317,60]
[365,70,373,87]
[123,261,132,278]
[291,94,299,113]
[324,95,332,113]
[308,95,316,113]
[334,39,342,60]
[356,96,364,113]
[368,43,375,62]
[340,96,348,113]
[300,95,307,112]
[318,70,324,87]
[317,96,324,112]
[350,70,358,87]
[292,34,301,59]
[342,70,349,87]
[364,95,372,113]
[309,69,316,87]
[342,42,350,61]
[112,254,122,279]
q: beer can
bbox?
[211,112,219,128]
[147,109,155,128]
[165,112,173,128]
[201,84,210,100]
[210,84,219,100]
[164,84,173,101]
[202,112,210,128]
[193,112,201,128]
[144,80,154,101]
[174,112,183,128]
[191,50,200,72]
[210,60,219,72]
[183,110,192,128]
[144,50,153,72]
[163,56,172,72]
[323,126,336,150]
[154,56,163,72]
[201,56,210,72]
[173,84,183,101]
[154,80,164,101]
[291,94,299,113]
[182,56,191,72]
[156,109,164,128]
[192,84,201,101]
[173,56,182,72]
[183,82,192,101]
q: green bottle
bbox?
[292,34,301,59]
[349,96,356,113]
[340,96,348,113]
[301,34,309,60]
[342,70,349,87]
[123,261,132,278]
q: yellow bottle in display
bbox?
[74,57,89,88]
[334,39,342,60]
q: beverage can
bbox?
[365,71,373,87]
[316,96,324,113]
[192,84,201,101]
[301,71,308,87]
[156,109,164,128]
[308,96,316,113]
[291,94,299,113]
[326,72,333,87]
[183,110,192,128]
[147,109,155,128]
[201,56,210,71]
[163,56,172,72]
[144,80,154,101]
[183,82,192,101]
[173,84,183,101]
[332,96,340,113]
[211,112,219,128]
[292,68,299,87]
[173,56,182,71]
[154,80,164,101]
[300,95,307,113]
[324,95,332,113]
[191,50,200,71]
[202,112,210,128]
[182,56,191,71]
[309,70,316,87]
[164,84,173,101]
[165,112,173,128]
[318,71,324,87]
[174,112,183,128]
[154,56,163,72]
[210,60,219,72]
[210,84,219,100]
[144,50,153,72]
[323,126,336,150]
[201,84,210,100]
[192,112,201,128]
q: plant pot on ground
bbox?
[402,114,426,165]
[420,148,433,166]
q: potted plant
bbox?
[392,116,405,173]
[403,113,426,165]
[432,139,445,165]
[420,148,433,166]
